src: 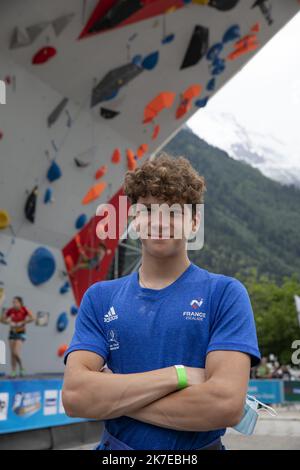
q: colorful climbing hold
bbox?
[152,124,160,140]
[222,25,241,43]
[206,43,223,62]
[180,25,209,69]
[94,165,108,180]
[47,160,62,182]
[0,210,10,229]
[24,186,38,223]
[44,188,53,204]
[56,312,69,332]
[206,77,216,91]
[111,148,121,164]
[195,96,209,108]
[143,92,176,123]
[142,51,159,70]
[162,33,175,45]
[70,305,78,316]
[126,149,136,171]
[57,344,68,357]
[75,214,87,230]
[136,144,149,159]
[32,46,57,65]
[100,107,120,119]
[82,182,107,205]
[28,247,56,286]
[60,281,70,295]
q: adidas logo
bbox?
[104,306,118,323]
[190,299,204,309]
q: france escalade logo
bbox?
[183,298,206,321]
[190,298,204,309]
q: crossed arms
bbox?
[62,350,250,432]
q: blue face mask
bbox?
[233,394,277,435]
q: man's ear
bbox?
[191,210,201,234]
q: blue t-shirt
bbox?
[64,262,261,450]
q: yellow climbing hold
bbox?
[0,210,10,229]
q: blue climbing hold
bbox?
[57,312,69,332]
[70,305,78,316]
[102,89,119,101]
[60,281,70,295]
[183,0,192,3]
[222,25,241,44]
[195,96,209,108]
[44,188,53,204]
[206,77,216,91]
[162,34,175,45]
[132,54,143,66]
[206,43,223,62]
[47,160,62,182]
[211,58,226,75]
[142,51,159,70]
[75,214,87,230]
[28,247,56,285]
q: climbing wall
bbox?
[0,0,299,374]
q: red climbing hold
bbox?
[32,46,57,65]
[152,124,160,140]
[111,148,121,164]
[136,143,149,159]
[126,149,136,171]
[95,164,108,180]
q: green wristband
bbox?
[174,365,188,389]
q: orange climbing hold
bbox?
[136,143,149,159]
[251,23,260,33]
[143,91,176,123]
[126,149,136,171]
[94,164,108,180]
[152,124,160,140]
[111,148,121,164]
[235,34,258,49]
[227,41,259,61]
[82,181,107,205]
[182,84,202,101]
[176,84,202,119]
[57,344,68,358]
[176,100,192,119]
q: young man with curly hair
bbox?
[63,152,261,450]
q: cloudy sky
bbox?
[188,12,300,169]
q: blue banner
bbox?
[0,377,86,434]
[248,379,284,404]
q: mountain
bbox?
[188,112,300,188]
[163,128,300,282]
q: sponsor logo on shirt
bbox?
[104,306,118,323]
[183,298,206,321]
[107,329,120,351]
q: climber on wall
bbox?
[1,296,35,378]
[65,235,112,277]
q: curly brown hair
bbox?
[123,152,206,217]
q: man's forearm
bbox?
[63,366,178,420]
[127,378,244,432]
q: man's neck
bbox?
[139,253,191,289]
